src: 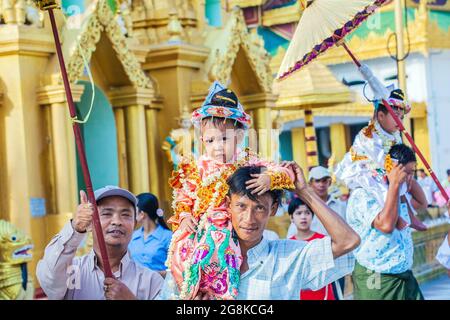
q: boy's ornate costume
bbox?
[166,82,294,300]
[335,65,411,206]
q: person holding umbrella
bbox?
[346,144,426,300]
[36,186,164,300]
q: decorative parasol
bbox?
[278,0,390,79]
[278,0,449,202]
[32,0,113,277]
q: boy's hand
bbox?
[245,173,271,195]
[179,215,198,233]
[72,190,93,233]
[281,161,308,195]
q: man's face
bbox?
[290,205,313,232]
[228,193,278,245]
[309,177,331,198]
[404,161,417,181]
[95,196,135,248]
[377,107,404,134]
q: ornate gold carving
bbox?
[167,9,183,42]
[0,219,34,300]
[1,0,44,26]
[30,0,57,11]
[317,6,450,65]
[228,0,265,9]
[207,8,273,93]
[262,1,302,27]
[66,0,152,89]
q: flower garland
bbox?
[373,121,402,154]
[267,171,295,190]
[384,154,394,173]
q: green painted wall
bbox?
[279,131,293,161]
[76,81,119,194]
[62,0,86,15]
[205,0,222,27]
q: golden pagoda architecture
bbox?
[0,0,277,285]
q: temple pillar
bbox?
[113,107,129,190]
[240,93,278,159]
[146,99,164,198]
[413,117,432,170]
[291,127,307,170]
[0,23,54,237]
[330,123,349,164]
[36,83,85,217]
[109,86,157,195]
[143,43,209,208]
[304,108,319,170]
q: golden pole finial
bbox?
[31,0,59,10]
[300,0,314,10]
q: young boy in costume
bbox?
[166,82,295,300]
[335,87,426,231]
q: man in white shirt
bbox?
[287,166,347,237]
[36,186,164,300]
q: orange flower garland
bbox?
[384,154,394,173]
[268,171,295,190]
[363,121,375,138]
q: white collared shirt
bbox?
[36,222,164,300]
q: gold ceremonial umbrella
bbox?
[277,0,391,79]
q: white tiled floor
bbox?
[420,274,450,300]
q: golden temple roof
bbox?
[273,61,354,110]
[55,0,152,89]
[203,8,273,94]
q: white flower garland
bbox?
[373,121,402,154]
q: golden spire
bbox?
[167,9,183,42]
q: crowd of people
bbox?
[35,82,450,300]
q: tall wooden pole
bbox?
[34,0,113,278]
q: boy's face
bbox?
[290,205,313,232]
[417,170,426,179]
[201,120,244,163]
[377,106,404,134]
